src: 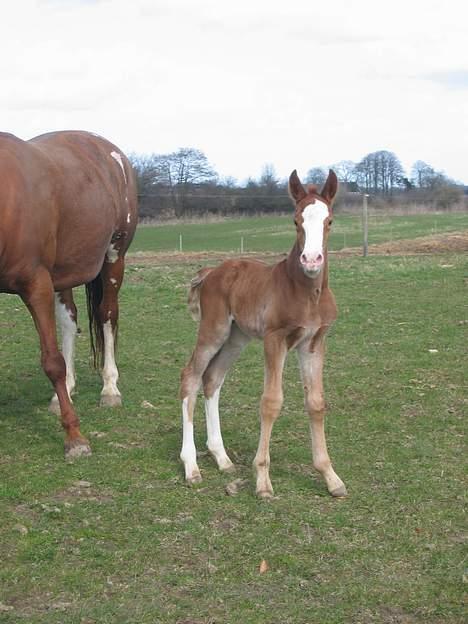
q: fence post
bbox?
[241,236,244,253]
[179,234,183,252]
[362,194,369,257]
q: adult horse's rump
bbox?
[0,130,138,457]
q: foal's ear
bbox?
[288,170,307,202]
[320,169,338,203]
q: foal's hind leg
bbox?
[202,324,250,472]
[22,269,90,458]
[98,255,125,407]
[180,312,232,484]
[49,290,78,415]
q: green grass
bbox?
[131,212,468,253]
[0,250,467,623]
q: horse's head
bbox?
[288,169,338,278]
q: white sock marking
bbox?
[180,397,199,479]
[205,388,232,470]
[54,294,77,397]
[101,320,120,398]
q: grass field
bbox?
[132,212,468,254]
[0,223,467,622]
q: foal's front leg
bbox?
[253,334,287,498]
[297,339,347,497]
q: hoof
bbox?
[65,437,92,460]
[330,484,348,498]
[186,472,202,486]
[100,394,122,408]
[219,461,236,474]
[257,489,274,500]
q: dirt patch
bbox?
[127,250,285,267]
[127,232,468,266]
[354,231,468,256]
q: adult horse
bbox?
[0,130,137,458]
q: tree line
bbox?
[129,148,465,220]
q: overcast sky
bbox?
[2,0,467,183]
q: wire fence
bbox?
[131,211,468,256]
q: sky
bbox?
[2,0,467,184]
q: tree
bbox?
[259,163,279,192]
[305,167,327,185]
[355,150,404,194]
[331,160,357,184]
[411,160,435,188]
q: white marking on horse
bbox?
[180,397,200,481]
[106,243,119,263]
[127,212,131,223]
[110,278,117,286]
[100,320,121,400]
[205,388,233,470]
[53,294,77,398]
[110,151,127,184]
[301,200,329,275]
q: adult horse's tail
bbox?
[85,275,105,368]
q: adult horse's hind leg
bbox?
[49,289,78,415]
[21,269,90,458]
[97,255,125,407]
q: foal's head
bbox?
[288,169,338,278]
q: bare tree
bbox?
[331,160,357,184]
[259,163,279,192]
[355,150,404,194]
[305,167,327,185]
[411,160,436,188]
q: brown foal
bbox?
[180,169,346,498]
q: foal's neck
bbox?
[285,241,329,293]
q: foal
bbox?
[180,169,346,498]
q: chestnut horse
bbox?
[180,169,346,498]
[0,130,137,458]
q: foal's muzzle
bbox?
[300,252,324,275]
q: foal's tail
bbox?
[85,274,105,368]
[188,267,213,322]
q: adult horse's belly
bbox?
[51,232,112,291]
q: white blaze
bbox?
[302,200,329,261]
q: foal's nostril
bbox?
[301,252,323,267]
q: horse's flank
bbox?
[0,130,137,294]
